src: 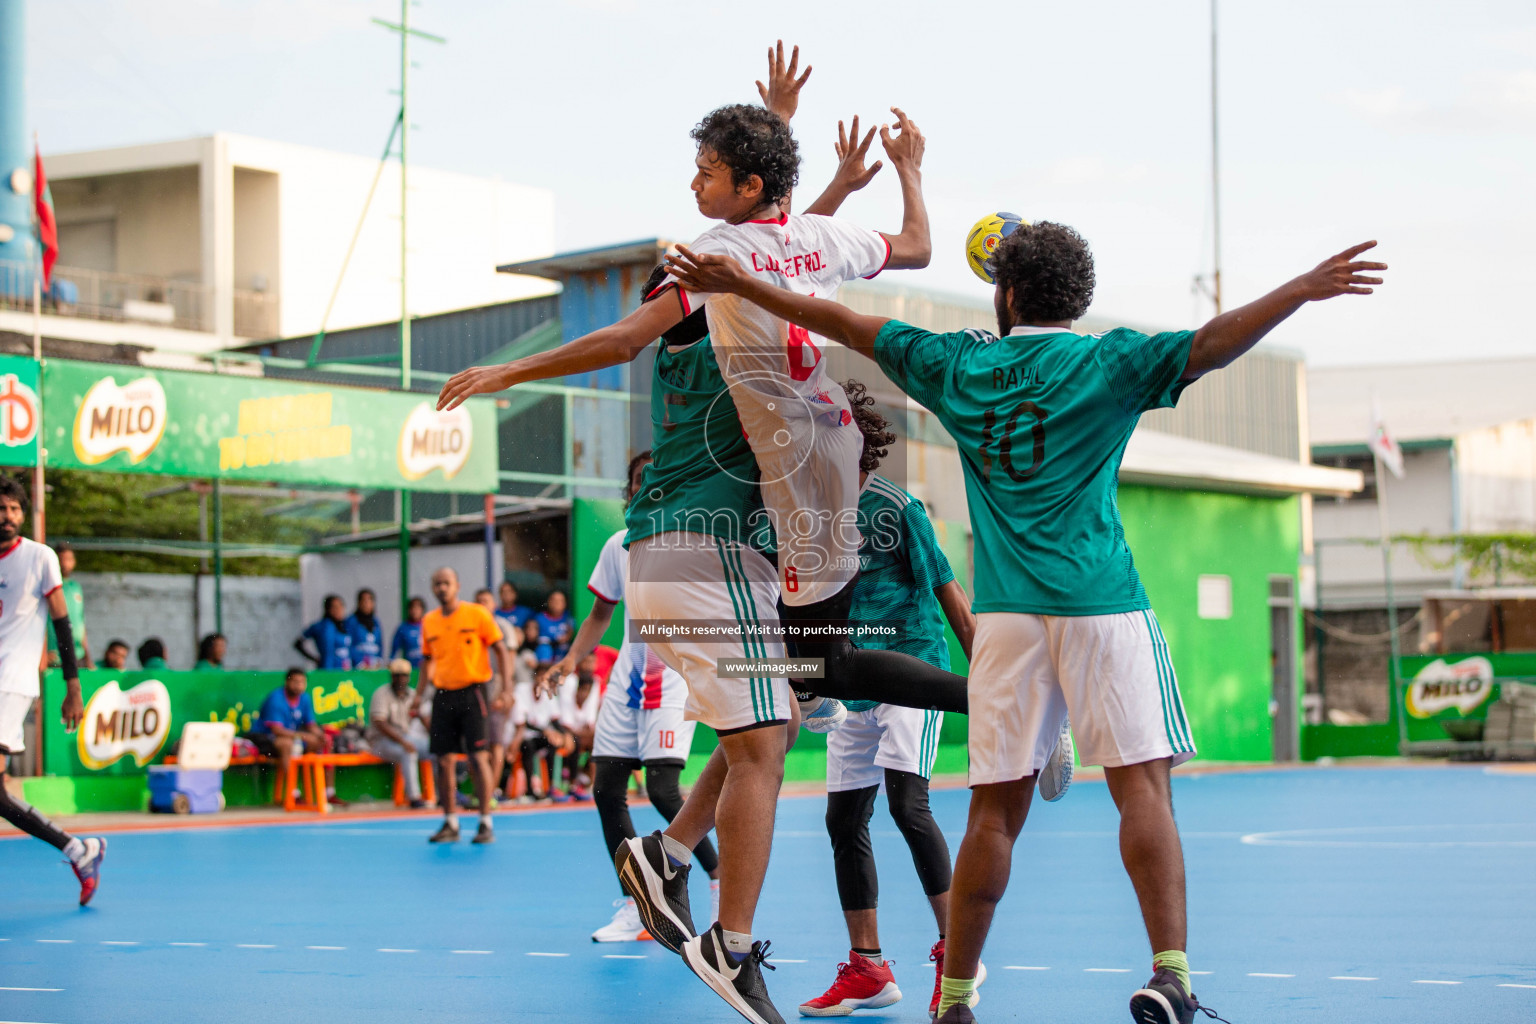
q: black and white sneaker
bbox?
[471,821,494,844]
[428,821,459,844]
[934,1004,977,1024]
[615,830,695,954]
[1130,969,1229,1024]
[680,922,785,1024]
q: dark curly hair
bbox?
[843,379,896,474]
[691,104,799,207]
[991,221,1095,324]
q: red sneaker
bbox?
[799,951,901,1017]
[928,940,986,1020]
[70,837,106,907]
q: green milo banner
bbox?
[41,668,390,777]
[0,353,41,467]
[1396,652,1536,742]
[41,358,497,492]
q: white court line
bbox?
[1331,976,1378,982]
[236,944,276,949]
[34,940,71,945]
[1499,983,1536,989]
[1005,966,1050,971]
[100,941,139,946]
[1191,971,1215,975]
[306,946,345,951]
[452,950,493,955]
[1414,980,1462,985]
[378,948,417,954]
[1085,968,1132,973]
[169,942,206,947]
[603,954,647,959]
[0,987,64,992]
[1248,973,1294,978]
[526,952,568,958]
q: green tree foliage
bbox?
[1404,533,1536,586]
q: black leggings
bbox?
[593,758,719,893]
[826,769,952,912]
[783,580,969,715]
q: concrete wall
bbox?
[233,168,280,297]
[51,166,202,281]
[1460,418,1536,534]
[298,541,504,630]
[73,572,302,671]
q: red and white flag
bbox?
[34,142,58,288]
[1368,397,1404,479]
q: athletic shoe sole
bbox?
[799,981,902,1016]
[615,837,694,954]
[680,934,781,1024]
[1129,988,1180,1024]
[1039,720,1075,802]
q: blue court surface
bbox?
[3,765,1534,1024]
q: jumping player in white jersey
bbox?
[539,452,722,943]
[0,477,107,904]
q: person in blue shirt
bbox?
[391,596,427,668]
[497,581,534,647]
[246,668,326,806]
[294,595,353,670]
[531,591,574,665]
[346,588,385,670]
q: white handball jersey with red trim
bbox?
[588,529,687,711]
[671,212,891,604]
[0,538,64,697]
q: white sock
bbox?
[63,837,85,863]
[721,928,753,960]
[479,813,493,829]
[444,812,459,830]
[660,833,692,866]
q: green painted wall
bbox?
[571,498,629,650]
[1118,486,1300,762]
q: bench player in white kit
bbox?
[0,477,107,905]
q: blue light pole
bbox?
[0,0,36,272]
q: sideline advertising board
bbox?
[41,359,497,492]
[0,353,41,467]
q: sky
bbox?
[22,0,1536,366]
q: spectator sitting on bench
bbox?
[247,667,330,807]
[369,659,431,809]
[138,637,169,670]
[391,596,427,669]
[102,639,130,671]
[555,652,602,799]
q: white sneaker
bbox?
[800,696,848,734]
[1038,718,1075,802]
[591,897,650,943]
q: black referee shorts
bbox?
[429,683,489,756]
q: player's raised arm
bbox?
[876,108,930,270]
[803,115,884,217]
[665,245,891,356]
[437,295,683,411]
[756,40,811,123]
[1183,240,1387,380]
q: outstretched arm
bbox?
[535,599,615,698]
[757,40,811,122]
[437,294,683,410]
[804,116,884,217]
[1184,241,1387,380]
[666,246,892,356]
[877,108,930,270]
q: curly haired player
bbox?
[663,222,1385,1024]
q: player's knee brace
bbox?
[885,770,953,896]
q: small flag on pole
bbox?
[1369,397,1404,479]
[33,141,58,288]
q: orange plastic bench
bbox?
[163,751,433,814]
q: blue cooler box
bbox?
[147,767,224,814]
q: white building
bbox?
[0,133,554,354]
[1310,356,1536,608]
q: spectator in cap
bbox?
[368,659,431,808]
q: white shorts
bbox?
[626,534,792,733]
[757,414,862,607]
[0,691,32,755]
[826,704,944,792]
[967,610,1196,787]
[593,700,698,765]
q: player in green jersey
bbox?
[662,227,1386,1024]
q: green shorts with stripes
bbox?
[625,533,793,734]
[964,609,1196,787]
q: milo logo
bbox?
[78,679,172,769]
[1406,657,1494,718]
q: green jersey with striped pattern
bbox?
[873,320,1194,616]
[849,473,954,682]
[625,335,767,551]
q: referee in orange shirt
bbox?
[411,567,510,844]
